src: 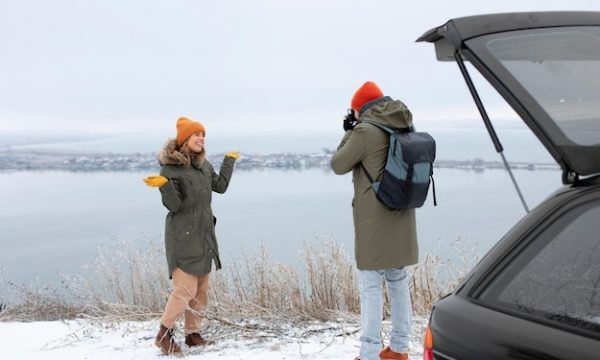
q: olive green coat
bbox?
[158,140,235,278]
[331,97,418,270]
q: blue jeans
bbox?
[359,267,411,360]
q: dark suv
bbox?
[417,12,600,359]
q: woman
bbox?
[144,116,240,355]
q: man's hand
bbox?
[143,175,169,187]
[343,109,358,131]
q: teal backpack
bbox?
[360,120,437,210]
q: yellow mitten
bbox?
[143,175,169,188]
[225,151,241,160]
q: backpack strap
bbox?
[360,120,393,134]
[430,164,437,206]
[360,163,375,184]
[430,173,438,206]
[360,120,414,133]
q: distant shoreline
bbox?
[0,148,560,173]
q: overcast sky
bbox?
[1,0,599,136]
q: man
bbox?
[331,81,417,360]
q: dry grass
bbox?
[0,282,83,322]
[0,236,477,323]
[209,244,308,321]
[409,237,480,314]
[74,235,171,309]
[304,239,360,316]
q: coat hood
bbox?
[158,139,205,168]
[359,96,413,130]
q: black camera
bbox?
[343,108,358,131]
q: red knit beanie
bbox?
[351,81,384,111]
[176,116,205,146]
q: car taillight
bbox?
[423,325,434,360]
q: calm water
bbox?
[0,167,561,286]
[0,127,561,287]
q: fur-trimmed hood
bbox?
[158,139,205,168]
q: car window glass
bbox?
[481,27,600,146]
[481,201,600,332]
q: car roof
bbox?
[417,12,600,181]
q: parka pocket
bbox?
[171,214,195,242]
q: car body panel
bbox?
[430,293,600,360]
[429,181,600,359]
[417,12,600,178]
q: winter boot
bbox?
[185,332,214,347]
[154,324,181,355]
[379,346,409,360]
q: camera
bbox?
[343,108,358,131]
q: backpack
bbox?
[360,120,437,210]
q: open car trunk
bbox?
[417,12,600,183]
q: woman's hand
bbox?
[143,175,169,187]
[225,151,241,160]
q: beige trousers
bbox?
[159,268,210,333]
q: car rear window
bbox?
[480,200,600,333]
[473,26,600,146]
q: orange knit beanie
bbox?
[351,81,384,111]
[176,116,206,146]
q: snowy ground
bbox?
[0,317,427,359]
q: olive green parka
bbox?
[331,97,418,270]
[158,140,235,278]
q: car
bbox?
[416,12,600,359]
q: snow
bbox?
[0,317,427,359]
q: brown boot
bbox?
[154,324,181,355]
[379,346,409,360]
[185,332,214,347]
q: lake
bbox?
[0,166,561,287]
[0,126,562,288]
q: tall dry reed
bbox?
[0,236,477,322]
